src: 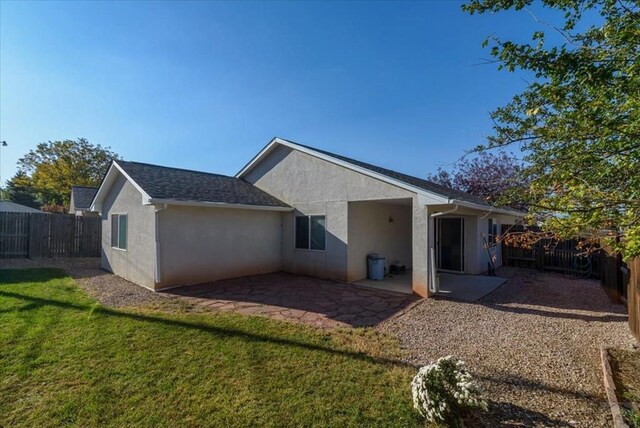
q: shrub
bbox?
[411,356,487,425]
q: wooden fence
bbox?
[627,258,640,341]
[601,253,640,341]
[500,225,601,278]
[0,212,101,259]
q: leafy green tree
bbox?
[463,0,640,258]
[15,138,119,207]
[4,172,40,209]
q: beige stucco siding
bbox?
[347,201,412,282]
[156,205,282,289]
[245,145,416,282]
[245,145,416,203]
[101,174,157,289]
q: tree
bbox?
[463,0,640,258]
[427,150,529,209]
[15,138,119,207]
[4,172,40,209]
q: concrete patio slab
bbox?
[353,273,412,294]
[436,273,506,302]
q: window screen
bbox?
[488,218,498,245]
[310,216,326,250]
[111,214,119,247]
[118,214,128,250]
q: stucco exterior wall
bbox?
[413,201,431,297]
[101,174,157,289]
[347,201,412,282]
[156,205,282,289]
[244,145,416,282]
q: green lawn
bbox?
[0,268,421,427]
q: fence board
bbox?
[625,257,639,341]
[0,212,101,259]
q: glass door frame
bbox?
[435,217,465,273]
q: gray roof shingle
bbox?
[0,201,43,213]
[116,160,289,208]
[71,186,98,210]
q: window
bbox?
[295,215,326,251]
[111,214,128,250]
[487,218,498,246]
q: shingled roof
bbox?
[115,160,289,208]
[71,186,98,210]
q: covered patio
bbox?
[347,197,413,292]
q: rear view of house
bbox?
[90,138,522,296]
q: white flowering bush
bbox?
[411,356,487,425]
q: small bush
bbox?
[411,356,487,425]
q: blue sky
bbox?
[1,1,554,184]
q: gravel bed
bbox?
[0,258,167,308]
[379,267,638,427]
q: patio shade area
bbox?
[436,273,506,302]
[354,272,413,295]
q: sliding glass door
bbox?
[436,217,464,272]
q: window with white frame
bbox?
[295,215,326,251]
[487,218,498,246]
[111,214,128,250]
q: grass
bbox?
[0,268,423,427]
[609,348,640,428]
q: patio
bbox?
[166,272,420,328]
[354,270,507,302]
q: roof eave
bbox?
[147,198,293,212]
[449,199,526,217]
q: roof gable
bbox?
[238,138,478,203]
[237,138,524,216]
[70,186,98,210]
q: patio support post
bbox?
[412,197,430,297]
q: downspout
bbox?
[154,204,168,286]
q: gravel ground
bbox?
[0,258,168,308]
[379,267,638,427]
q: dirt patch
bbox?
[609,348,640,427]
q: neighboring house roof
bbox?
[91,160,291,212]
[70,186,98,210]
[0,201,43,213]
[238,137,524,216]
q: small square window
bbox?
[295,215,325,251]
